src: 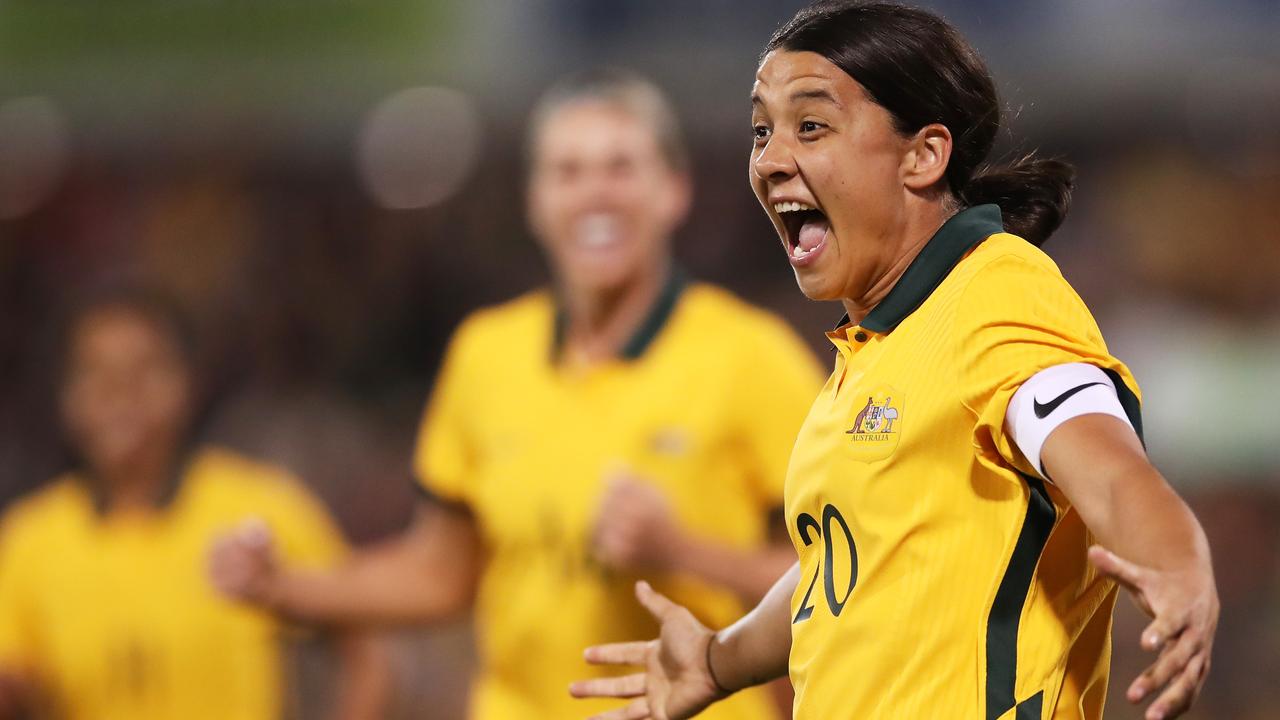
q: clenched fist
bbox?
[593,473,684,573]
[207,518,281,608]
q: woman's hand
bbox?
[1043,414,1219,720]
[1089,546,1218,720]
[593,477,682,574]
[207,518,281,608]
[570,581,728,720]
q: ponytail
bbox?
[959,154,1075,247]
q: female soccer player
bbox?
[0,289,385,720]
[208,70,821,719]
[570,3,1219,720]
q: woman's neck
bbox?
[92,444,179,513]
[841,201,952,326]
[561,256,670,365]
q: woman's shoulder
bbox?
[944,231,1086,309]
[0,475,90,542]
[960,232,1065,283]
[448,289,554,353]
[681,282,803,337]
[946,232,1099,336]
[181,447,335,519]
[187,446,295,486]
[677,282,816,360]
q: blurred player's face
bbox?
[60,308,192,478]
[750,50,916,302]
[528,101,690,295]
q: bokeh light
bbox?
[355,86,482,211]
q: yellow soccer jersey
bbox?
[415,272,821,720]
[785,205,1142,720]
[0,446,347,720]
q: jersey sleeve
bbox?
[734,314,824,507]
[953,253,1142,477]
[0,513,39,674]
[258,476,348,572]
[411,318,482,506]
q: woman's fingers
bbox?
[635,581,678,622]
[1139,610,1187,653]
[587,697,651,720]
[1144,652,1207,720]
[1087,545,1145,594]
[1128,628,1199,702]
[584,641,651,667]
[1092,545,1215,720]
[570,673,646,700]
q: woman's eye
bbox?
[800,121,822,133]
[752,125,770,140]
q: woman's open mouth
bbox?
[774,201,829,266]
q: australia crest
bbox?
[844,389,903,460]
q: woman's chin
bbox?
[793,270,842,302]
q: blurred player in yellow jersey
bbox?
[0,289,386,720]
[208,68,822,719]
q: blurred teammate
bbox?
[0,289,385,720]
[208,69,821,719]
[572,3,1219,720]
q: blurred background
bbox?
[1,1,1277,718]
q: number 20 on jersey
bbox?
[793,503,858,624]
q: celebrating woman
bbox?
[571,3,1218,719]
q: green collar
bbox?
[552,265,688,362]
[839,204,1003,333]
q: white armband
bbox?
[1006,362,1134,480]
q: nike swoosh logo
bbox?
[1033,382,1105,419]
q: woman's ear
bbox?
[902,123,952,191]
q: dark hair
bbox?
[527,66,690,174]
[765,1,1074,246]
[57,284,198,379]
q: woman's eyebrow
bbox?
[789,88,841,107]
[752,87,841,109]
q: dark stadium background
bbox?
[1,1,1277,718]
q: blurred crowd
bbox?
[1,1,1278,718]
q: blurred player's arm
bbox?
[210,499,482,626]
[593,477,793,603]
[570,566,796,719]
[661,521,795,604]
[1041,414,1217,720]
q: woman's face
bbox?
[60,307,192,478]
[527,101,690,296]
[749,50,914,302]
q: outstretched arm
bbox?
[210,500,483,626]
[570,565,797,720]
[1042,414,1218,720]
